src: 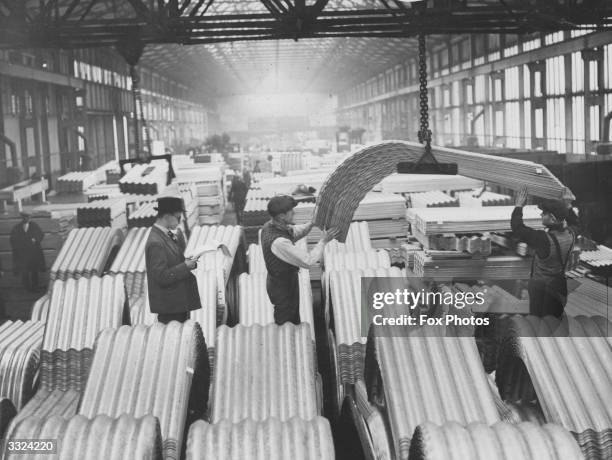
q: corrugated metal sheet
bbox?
[6,414,162,460]
[79,321,208,460]
[0,321,44,410]
[109,227,150,273]
[323,249,390,272]
[186,417,334,460]
[247,244,266,274]
[50,227,123,281]
[13,389,80,424]
[408,191,458,208]
[496,315,612,433]
[30,295,50,323]
[43,274,125,351]
[211,324,318,423]
[119,161,168,195]
[573,429,612,460]
[324,221,372,257]
[365,334,500,459]
[409,421,583,460]
[186,225,243,280]
[237,270,314,339]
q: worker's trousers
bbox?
[266,271,300,325]
[528,275,567,318]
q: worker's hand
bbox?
[514,185,529,207]
[321,227,341,243]
[185,257,198,270]
[561,186,575,208]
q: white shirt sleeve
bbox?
[271,237,324,269]
[290,223,312,241]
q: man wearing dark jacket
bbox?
[511,186,578,318]
[10,212,46,291]
[261,195,339,325]
[145,196,201,324]
[229,176,248,225]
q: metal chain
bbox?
[417,33,432,153]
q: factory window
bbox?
[495,110,504,138]
[474,75,485,103]
[589,105,600,141]
[547,98,565,153]
[524,100,531,148]
[589,61,598,91]
[572,96,585,153]
[534,71,542,97]
[466,82,473,105]
[10,92,20,116]
[505,67,519,100]
[494,78,503,102]
[605,44,612,88]
[522,37,541,52]
[545,32,564,45]
[77,126,85,150]
[24,90,33,117]
[506,102,521,148]
[546,56,565,96]
[523,65,531,98]
[571,52,584,92]
[534,108,544,138]
[487,34,500,62]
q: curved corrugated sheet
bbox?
[237,270,314,339]
[186,417,335,460]
[108,227,150,273]
[496,315,612,433]
[129,294,157,326]
[12,389,80,427]
[324,221,372,257]
[79,321,208,460]
[247,243,266,273]
[191,269,220,350]
[0,320,44,410]
[408,421,583,460]
[42,275,125,352]
[186,225,243,280]
[0,397,16,439]
[6,414,162,460]
[365,334,500,459]
[30,295,50,323]
[573,429,612,460]
[211,324,318,423]
[323,249,390,272]
[50,227,123,281]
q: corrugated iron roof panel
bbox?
[0,320,44,410]
[79,321,207,460]
[573,429,612,460]
[324,221,372,256]
[42,275,125,351]
[186,225,243,280]
[30,295,50,323]
[365,334,501,459]
[496,315,612,433]
[237,270,314,339]
[6,414,162,460]
[108,227,150,274]
[50,227,123,281]
[211,323,318,423]
[186,417,334,460]
[409,421,583,460]
[323,249,390,272]
[11,389,81,428]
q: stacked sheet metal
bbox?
[119,162,168,195]
[0,320,44,410]
[237,270,314,340]
[573,429,612,460]
[127,201,157,228]
[50,227,123,281]
[79,322,209,460]
[408,421,583,460]
[56,171,100,193]
[407,191,458,208]
[77,198,127,228]
[242,199,269,227]
[175,164,225,225]
[186,417,334,460]
[420,235,491,255]
[365,332,501,459]
[565,277,611,317]
[413,252,532,279]
[30,295,50,323]
[323,249,390,272]
[496,315,612,433]
[84,183,122,200]
[247,244,267,274]
[5,414,162,460]
[108,227,150,297]
[324,221,372,257]
[210,324,319,423]
[258,174,327,196]
[379,173,482,194]
[456,190,513,207]
[400,242,423,269]
[580,244,612,267]
[279,151,304,173]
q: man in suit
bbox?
[145,196,201,324]
[10,212,46,291]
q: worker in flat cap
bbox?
[261,195,340,325]
[145,195,201,324]
[512,186,579,317]
[10,211,46,291]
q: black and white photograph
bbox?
[0,1,611,459]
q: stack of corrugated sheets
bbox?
[13,275,126,427]
[258,174,327,196]
[56,171,100,193]
[456,189,513,207]
[108,227,150,297]
[79,322,208,460]
[119,162,168,195]
[573,429,612,460]
[77,198,127,228]
[187,417,334,460]
[237,270,314,340]
[496,315,612,434]
[0,320,44,410]
[242,199,269,227]
[400,242,422,269]
[407,191,458,208]
[413,252,531,279]
[314,141,566,242]
[364,331,501,459]
[127,201,157,228]
[408,422,583,460]
[324,249,391,272]
[49,227,123,281]
[280,151,303,173]
[324,221,372,257]
[84,183,122,200]
[30,294,50,323]
[565,277,611,317]
[6,414,163,460]
[420,235,492,255]
[174,164,225,225]
[379,173,482,194]
[580,245,612,268]
[307,219,407,243]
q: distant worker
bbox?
[145,196,201,324]
[229,176,248,225]
[243,168,252,190]
[10,212,46,292]
[253,160,261,173]
[512,185,579,318]
[261,196,339,325]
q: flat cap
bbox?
[538,199,569,221]
[267,195,297,217]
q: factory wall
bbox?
[0,47,212,189]
[338,30,612,155]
